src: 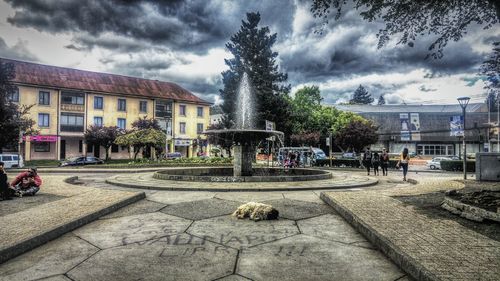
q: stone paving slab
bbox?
[187,216,300,249]
[237,234,404,281]
[0,176,144,264]
[0,234,98,280]
[262,199,334,220]
[67,234,237,281]
[100,199,166,219]
[106,172,378,191]
[297,214,368,245]
[73,212,192,249]
[160,198,242,220]
[321,178,500,281]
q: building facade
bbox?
[2,58,211,160]
[333,104,498,157]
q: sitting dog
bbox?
[232,202,279,221]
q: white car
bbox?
[0,154,24,168]
[426,157,451,170]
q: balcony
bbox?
[60,125,84,132]
[61,104,84,112]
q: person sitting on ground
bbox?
[0,162,15,200]
[11,167,42,197]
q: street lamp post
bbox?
[457,97,470,180]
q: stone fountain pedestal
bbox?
[233,145,254,177]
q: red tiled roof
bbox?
[1,58,211,105]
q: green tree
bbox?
[220,12,291,136]
[288,85,323,134]
[349,85,373,104]
[84,125,122,160]
[0,61,36,153]
[333,119,378,153]
[377,95,386,105]
[310,0,499,58]
[115,128,166,160]
[132,116,162,130]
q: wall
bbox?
[86,93,154,129]
[18,85,59,135]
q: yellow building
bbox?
[3,58,211,160]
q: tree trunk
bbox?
[105,145,110,160]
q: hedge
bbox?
[440,160,475,172]
[314,159,400,168]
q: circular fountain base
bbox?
[152,167,332,182]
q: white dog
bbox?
[232,202,279,221]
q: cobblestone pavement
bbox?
[322,176,500,281]
[0,171,416,281]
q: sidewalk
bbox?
[0,175,144,263]
[321,179,500,281]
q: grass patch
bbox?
[25,160,60,167]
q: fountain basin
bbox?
[152,167,332,182]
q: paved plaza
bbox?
[0,170,497,281]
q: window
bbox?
[197,107,203,117]
[118,99,126,111]
[179,105,186,116]
[197,123,204,134]
[179,122,186,134]
[155,100,172,118]
[417,144,454,156]
[94,117,103,127]
[111,144,119,153]
[117,118,126,129]
[38,113,50,127]
[8,87,19,102]
[94,96,103,109]
[60,113,84,132]
[34,142,50,152]
[61,92,84,104]
[39,91,50,105]
[140,101,148,113]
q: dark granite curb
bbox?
[320,193,437,281]
[0,187,145,264]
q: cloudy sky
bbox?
[0,0,498,105]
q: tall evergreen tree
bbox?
[220,12,291,134]
[377,95,386,105]
[349,85,374,104]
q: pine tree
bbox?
[377,95,386,105]
[349,85,374,104]
[220,12,291,133]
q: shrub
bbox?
[440,160,475,172]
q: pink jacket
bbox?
[11,171,42,187]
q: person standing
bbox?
[372,152,380,176]
[381,148,389,176]
[397,148,410,181]
[362,148,373,175]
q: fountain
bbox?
[152,73,332,182]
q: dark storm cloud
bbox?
[0,36,37,61]
[6,0,295,53]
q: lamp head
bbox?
[457,97,470,109]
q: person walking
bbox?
[372,152,380,176]
[397,148,410,181]
[380,148,389,176]
[362,148,373,175]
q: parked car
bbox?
[341,152,357,159]
[426,157,452,170]
[0,154,24,168]
[449,155,460,160]
[59,156,104,167]
[165,152,182,160]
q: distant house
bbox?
[210,105,224,125]
[332,103,495,156]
